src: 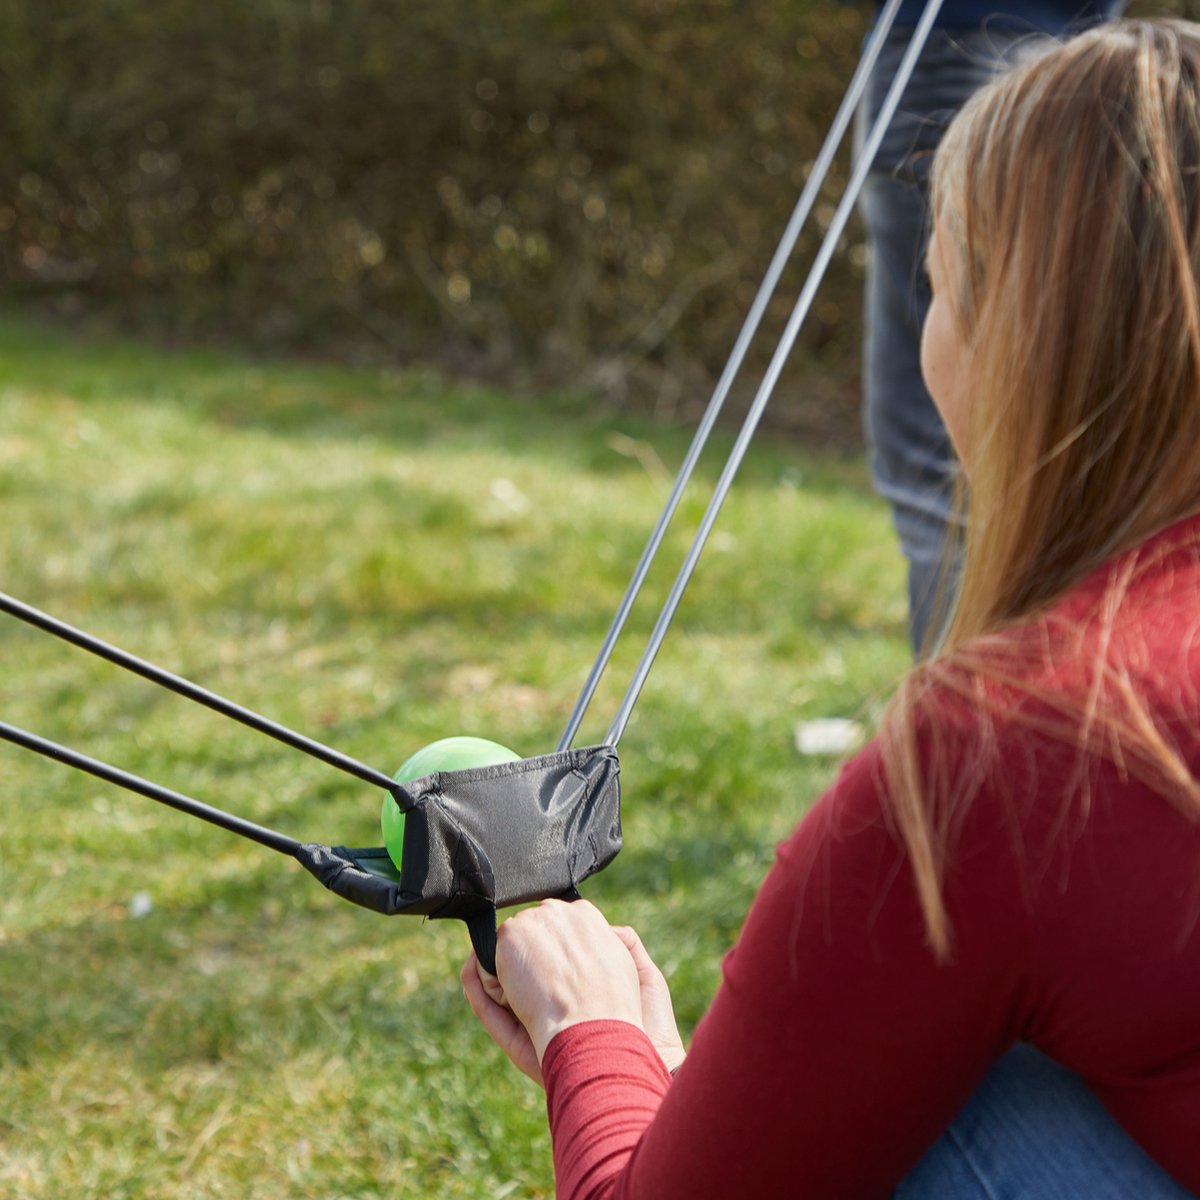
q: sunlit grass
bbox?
[0,314,909,1197]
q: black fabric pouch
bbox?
[294,744,621,971]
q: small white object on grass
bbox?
[128,891,154,919]
[794,718,864,757]
[488,477,530,516]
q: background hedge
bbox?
[0,0,872,436]
[0,0,1188,439]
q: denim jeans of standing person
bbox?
[857,28,1035,652]
[894,1044,1199,1198]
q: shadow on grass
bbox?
[0,313,871,499]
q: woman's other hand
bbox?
[461,951,544,1087]
[612,924,686,1075]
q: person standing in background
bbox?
[859,0,1126,652]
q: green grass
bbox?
[0,315,909,1198]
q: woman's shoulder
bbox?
[789,513,1200,881]
[920,512,1200,720]
[1053,511,1200,640]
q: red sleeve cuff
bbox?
[542,1021,672,1200]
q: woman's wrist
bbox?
[534,1013,646,1066]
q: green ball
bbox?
[381,736,521,871]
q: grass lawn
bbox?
[0,314,910,1198]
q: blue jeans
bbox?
[895,1045,1197,1198]
[857,29,1033,650]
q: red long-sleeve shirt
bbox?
[543,516,1200,1199]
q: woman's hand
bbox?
[493,899,645,1063]
[462,900,686,1082]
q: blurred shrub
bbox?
[0,1,871,431]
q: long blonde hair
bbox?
[883,20,1200,958]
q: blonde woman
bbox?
[462,21,1200,1199]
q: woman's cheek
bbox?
[920,299,968,460]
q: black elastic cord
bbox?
[0,591,396,791]
[0,719,301,855]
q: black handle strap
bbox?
[466,909,499,975]
[465,885,583,976]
